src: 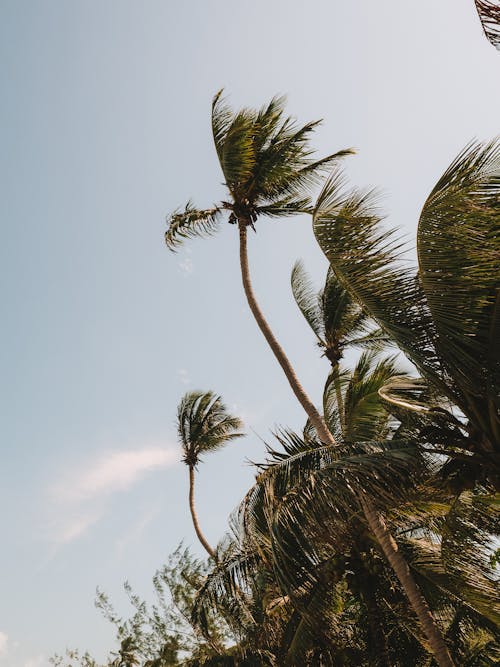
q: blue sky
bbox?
[0,1,499,664]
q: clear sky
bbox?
[0,1,498,665]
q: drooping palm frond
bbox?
[342,352,403,441]
[417,140,500,448]
[475,0,500,50]
[439,492,500,624]
[177,391,244,467]
[165,202,225,250]
[290,260,325,342]
[211,91,353,214]
[313,150,500,479]
[292,261,387,365]
[313,169,449,397]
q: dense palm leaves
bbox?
[165,92,352,250]
[178,391,244,469]
[313,141,500,487]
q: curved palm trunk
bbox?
[360,498,454,666]
[238,221,455,666]
[189,465,216,559]
[238,223,334,446]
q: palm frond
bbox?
[165,202,224,250]
[291,260,325,342]
[177,391,244,467]
[211,93,352,212]
[343,352,403,441]
[475,1,500,50]
[417,140,500,446]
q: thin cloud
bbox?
[54,513,102,545]
[177,368,191,386]
[0,632,8,657]
[115,505,160,555]
[178,256,194,275]
[52,447,179,502]
[44,445,179,549]
[24,656,45,667]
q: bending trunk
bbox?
[189,466,215,559]
[360,497,454,666]
[238,222,334,446]
[238,221,455,666]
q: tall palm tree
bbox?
[166,95,455,665]
[178,390,244,558]
[166,92,352,446]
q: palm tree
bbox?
[177,390,244,558]
[312,140,500,488]
[166,92,352,446]
[291,262,461,665]
[166,95,455,665]
[291,260,388,368]
[311,141,500,665]
[475,1,500,49]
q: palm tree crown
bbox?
[178,390,244,469]
[165,91,353,249]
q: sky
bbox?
[0,1,499,664]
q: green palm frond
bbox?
[323,365,351,438]
[256,195,314,218]
[165,202,225,250]
[291,260,324,343]
[313,168,447,394]
[417,140,500,445]
[177,391,244,467]
[212,92,353,210]
[475,1,500,50]
[211,90,236,165]
[343,352,403,441]
[292,261,383,365]
[440,492,500,623]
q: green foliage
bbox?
[52,546,234,667]
[58,96,500,666]
[313,141,500,487]
[177,391,244,469]
[165,92,352,250]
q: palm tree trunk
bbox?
[238,221,455,666]
[189,465,215,559]
[238,222,334,446]
[360,497,454,666]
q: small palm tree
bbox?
[166,92,352,445]
[177,390,244,558]
[291,260,387,367]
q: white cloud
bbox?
[178,256,194,275]
[177,368,191,385]
[55,513,102,545]
[52,447,179,503]
[24,656,45,667]
[0,632,8,657]
[115,505,160,555]
[43,445,179,548]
